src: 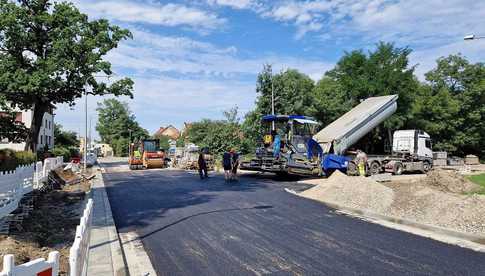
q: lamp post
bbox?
[464,34,485,40]
[83,74,113,173]
[269,64,276,131]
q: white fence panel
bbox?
[0,170,21,220]
[0,165,33,219]
[0,251,59,276]
[69,199,93,276]
[1,157,62,220]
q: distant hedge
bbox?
[0,149,36,172]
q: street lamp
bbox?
[464,34,485,40]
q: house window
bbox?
[45,119,47,127]
[40,135,43,144]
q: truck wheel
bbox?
[423,160,431,172]
[347,161,358,176]
[393,162,403,175]
[369,162,381,175]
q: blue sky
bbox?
[56,0,485,138]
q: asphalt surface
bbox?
[101,160,485,276]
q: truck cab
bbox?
[393,130,433,160]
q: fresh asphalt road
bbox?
[101,160,485,276]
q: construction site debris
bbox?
[465,155,480,165]
[52,168,81,185]
[425,169,481,194]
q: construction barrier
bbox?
[0,164,34,220]
[1,157,63,221]
[69,198,94,276]
[0,251,59,276]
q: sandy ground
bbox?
[0,175,91,275]
[299,169,485,235]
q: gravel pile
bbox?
[300,170,395,213]
[298,170,485,235]
[425,169,481,193]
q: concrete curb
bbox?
[284,188,485,252]
[88,167,128,276]
[99,160,158,276]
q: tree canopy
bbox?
[96,98,148,156]
[0,0,133,151]
[242,44,484,159]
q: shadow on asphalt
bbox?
[124,205,274,243]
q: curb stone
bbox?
[285,188,485,252]
[88,166,128,276]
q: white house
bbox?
[0,105,55,151]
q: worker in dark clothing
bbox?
[198,152,208,179]
[230,148,239,181]
[222,150,232,182]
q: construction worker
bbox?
[355,149,368,176]
[222,150,232,182]
[230,148,239,181]
[198,152,208,179]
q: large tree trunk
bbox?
[24,103,47,152]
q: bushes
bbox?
[0,149,36,171]
[52,146,79,162]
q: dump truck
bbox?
[241,95,433,176]
[129,139,168,170]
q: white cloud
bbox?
[72,0,226,31]
[206,0,256,9]
[107,28,332,80]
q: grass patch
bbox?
[467,173,485,194]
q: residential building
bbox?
[153,125,180,140]
[0,105,55,151]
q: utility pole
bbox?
[128,129,132,157]
[84,89,87,173]
[271,67,275,131]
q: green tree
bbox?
[186,108,246,155]
[96,99,148,156]
[419,54,485,157]
[158,136,170,151]
[323,42,419,144]
[0,0,134,151]
[243,65,315,147]
[54,123,79,148]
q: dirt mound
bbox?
[384,181,485,234]
[425,169,481,193]
[300,170,394,213]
